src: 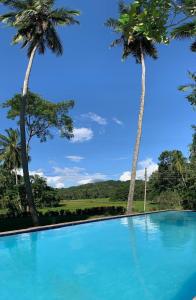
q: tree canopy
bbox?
[3,91,75,145]
[0,0,80,56]
[105,0,170,61]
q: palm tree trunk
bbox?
[127,45,146,214]
[15,168,18,185]
[20,45,39,225]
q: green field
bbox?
[0,198,159,217]
[39,198,159,213]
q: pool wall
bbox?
[0,209,194,237]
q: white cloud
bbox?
[66,155,84,162]
[120,171,131,182]
[51,167,107,187]
[120,158,158,181]
[71,128,93,143]
[55,182,65,189]
[29,169,45,177]
[17,169,44,177]
[113,117,123,126]
[46,176,64,188]
[83,112,107,125]
[78,173,107,185]
[137,158,158,179]
[17,168,65,188]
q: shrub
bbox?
[0,206,126,232]
[154,190,181,210]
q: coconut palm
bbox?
[179,71,196,107]
[106,1,168,213]
[0,0,80,225]
[0,128,21,185]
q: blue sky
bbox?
[0,0,195,187]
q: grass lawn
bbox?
[39,198,159,214]
[0,198,160,221]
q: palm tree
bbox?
[171,1,196,51]
[0,128,21,185]
[106,1,167,213]
[179,71,196,107]
[0,0,80,225]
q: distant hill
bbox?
[57,180,145,201]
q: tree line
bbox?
[0,129,195,213]
[0,0,195,225]
[58,129,196,210]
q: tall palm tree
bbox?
[0,128,21,185]
[0,0,80,225]
[106,1,165,213]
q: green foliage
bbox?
[105,0,170,61]
[0,128,21,171]
[3,91,74,144]
[189,126,196,163]
[148,150,187,196]
[171,0,196,51]
[154,190,181,210]
[57,180,145,201]
[149,131,196,210]
[179,71,196,107]
[0,166,16,208]
[110,180,145,201]
[0,166,60,213]
[31,175,60,208]
[181,128,196,209]
[0,0,80,57]
[0,206,126,232]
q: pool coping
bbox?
[0,209,195,237]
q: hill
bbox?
[57,180,145,201]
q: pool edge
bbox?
[0,209,195,237]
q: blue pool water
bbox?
[0,211,196,300]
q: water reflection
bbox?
[120,212,196,299]
[121,215,159,240]
[0,233,39,298]
[125,217,154,299]
[149,212,196,249]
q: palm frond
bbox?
[50,9,80,25]
[110,37,124,48]
[0,12,17,24]
[0,0,28,10]
[190,40,196,52]
[27,38,38,57]
[45,25,63,55]
[105,18,119,29]
[172,21,196,39]
[119,0,129,14]
[188,71,196,81]
[142,38,158,59]
[12,32,23,44]
[37,36,46,54]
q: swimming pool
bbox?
[0,211,195,300]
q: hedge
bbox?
[0,206,125,232]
